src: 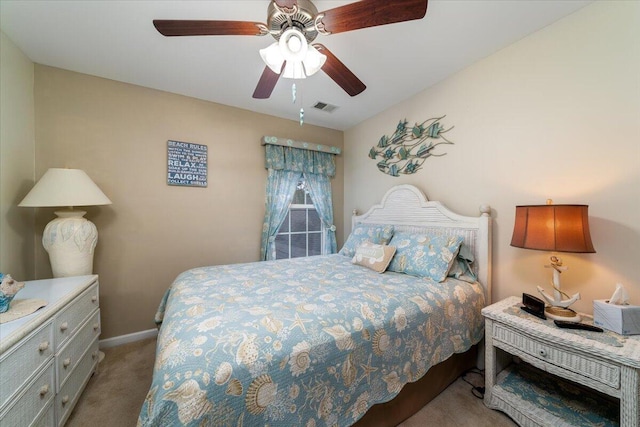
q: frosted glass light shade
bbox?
[302,44,326,76]
[259,42,285,74]
[19,168,112,208]
[282,61,306,79]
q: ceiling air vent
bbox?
[313,101,338,113]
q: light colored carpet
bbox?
[66,337,517,426]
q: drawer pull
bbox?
[38,341,50,352]
[91,295,98,303]
[39,384,49,397]
[93,323,100,332]
[61,395,70,405]
[539,349,548,357]
[63,358,72,368]
[60,322,69,332]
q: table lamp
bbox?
[19,168,112,278]
[510,200,595,322]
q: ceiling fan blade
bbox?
[253,66,281,99]
[317,0,428,35]
[153,20,265,37]
[314,44,366,97]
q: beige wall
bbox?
[344,1,640,314]
[0,31,36,280]
[32,66,343,338]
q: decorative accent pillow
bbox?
[387,232,464,282]
[352,242,396,273]
[448,243,478,283]
[339,224,395,257]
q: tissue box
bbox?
[593,300,640,335]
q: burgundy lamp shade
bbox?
[510,205,596,253]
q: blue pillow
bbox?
[339,224,395,258]
[387,232,464,282]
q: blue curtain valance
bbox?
[265,144,336,177]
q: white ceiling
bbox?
[0,0,592,131]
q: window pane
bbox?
[305,191,313,205]
[292,188,306,205]
[291,234,307,258]
[279,212,290,233]
[308,209,321,231]
[290,209,307,232]
[308,232,322,256]
[275,234,289,260]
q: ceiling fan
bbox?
[153,0,428,99]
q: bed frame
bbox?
[350,184,492,426]
[352,184,492,304]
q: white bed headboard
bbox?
[352,184,492,304]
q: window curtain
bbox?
[261,144,337,260]
[264,144,336,177]
[303,172,337,255]
[260,169,301,261]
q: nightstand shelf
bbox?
[482,296,640,427]
[492,362,619,427]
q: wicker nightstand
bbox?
[482,296,640,427]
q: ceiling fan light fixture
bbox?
[302,44,326,76]
[282,61,306,79]
[279,28,309,62]
[259,42,285,74]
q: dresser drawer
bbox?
[57,309,101,390]
[0,360,55,427]
[0,321,54,409]
[32,401,55,427]
[56,338,99,427]
[492,322,620,389]
[54,282,99,351]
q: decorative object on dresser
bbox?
[18,168,112,278]
[0,275,101,426]
[483,296,640,427]
[0,273,25,313]
[510,201,596,322]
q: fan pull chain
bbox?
[292,82,304,126]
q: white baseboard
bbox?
[99,328,158,349]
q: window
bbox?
[275,179,324,259]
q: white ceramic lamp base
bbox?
[43,210,98,278]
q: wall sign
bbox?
[167,140,208,187]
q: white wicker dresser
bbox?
[483,296,640,427]
[0,275,101,426]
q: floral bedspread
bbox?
[138,255,485,427]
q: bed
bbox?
[138,184,492,427]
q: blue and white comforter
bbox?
[138,255,485,427]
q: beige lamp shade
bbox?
[19,168,112,208]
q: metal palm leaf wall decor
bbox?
[368,116,454,176]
